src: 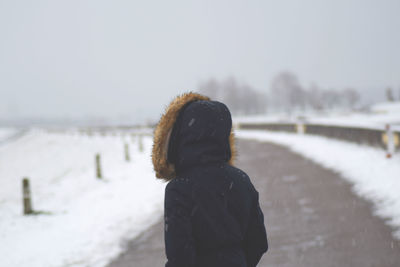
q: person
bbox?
[152,92,268,267]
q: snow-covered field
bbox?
[237,129,400,239]
[0,127,19,142]
[0,129,165,267]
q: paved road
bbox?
[108,139,400,267]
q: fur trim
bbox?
[152,92,236,181]
[228,129,236,166]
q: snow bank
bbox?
[236,129,400,239]
[233,108,400,131]
[0,130,165,267]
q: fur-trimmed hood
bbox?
[152,92,236,181]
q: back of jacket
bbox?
[163,100,268,267]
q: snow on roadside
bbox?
[236,129,400,239]
[372,101,400,114]
[0,130,165,267]
[233,105,400,131]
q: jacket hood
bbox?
[152,92,236,181]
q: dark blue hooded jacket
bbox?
[163,99,268,267]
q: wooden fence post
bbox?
[138,135,144,152]
[96,154,102,178]
[296,123,306,134]
[385,124,395,158]
[22,178,33,215]
[124,143,130,161]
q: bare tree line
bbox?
[270,72,360,113]
[197,77,267,115]
[197,72,363,115]
[385,87,400,102]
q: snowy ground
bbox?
[0,129,165,267]
[236,129,400,239]
[0,127,19,142]
[234,101,400,131]
[2,125,399,266]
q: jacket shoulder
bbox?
[165,176,193,195]
[224,165,257,191]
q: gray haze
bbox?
[1,0,399,125]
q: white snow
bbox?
[0,127,18,142]
[236,129,400,239]
[304,112,400,131]
[0,129,165,267]
[233,103,400,131]
[372,101,400,114]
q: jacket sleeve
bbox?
[164,180,196,267]
[244,190,268,267]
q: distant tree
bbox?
[221,77,240,113]
[270,71,305,113]
[197,77,267,115]
[386,87,394,102]
[320,89,338,109]
[198,78,221,99]
[398,88,400,101]
[306,83,324,110]
[341,88,360,109]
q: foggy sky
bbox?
[1,0,399,124]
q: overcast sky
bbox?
[1,0,399,124]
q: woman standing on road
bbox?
[152,92,268,267]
